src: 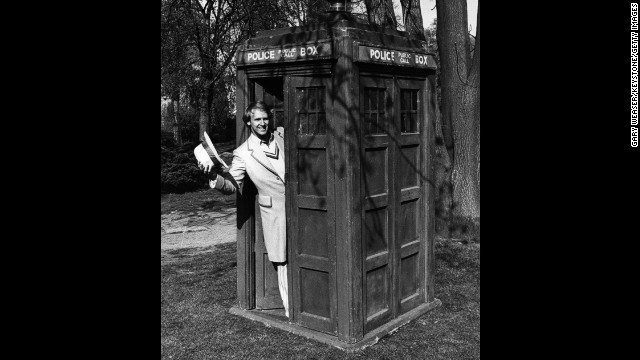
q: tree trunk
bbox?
[399,0,423,36]
[436,0,480,220]
[198,90,211,142]
[304,0,330,24]
[171,90,182,145]
[164,98,174,131]
[364,0,397,27]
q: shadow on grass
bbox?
[162,189,235,215]
[161,240,479,359]
[199,199,236,211]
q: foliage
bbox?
[439,215,480,243]
[176,110,200,145]
[362,0,397,27]
[163,102,234,146]
[161,0,262,140]
[399,0,423,36]
[161,129,177,148]
[161,137,209,194]
[252,0,329,27]
[424,19,441,115]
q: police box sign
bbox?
[239,42,332,65]
[356,45,436,69]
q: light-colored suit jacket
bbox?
[213,128,286,262]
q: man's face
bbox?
[247,109,270,137]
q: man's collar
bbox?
[251,132,274,146]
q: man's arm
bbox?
[209,152,245,195]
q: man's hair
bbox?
[243,100,271,124]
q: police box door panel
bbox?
[359,76,427,332]
[394,78,426,315]
[253,78,284,310]
[286,76,337,335]
[359,76,396,332]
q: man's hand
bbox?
[194,144,221,176]
[197,159,214,173]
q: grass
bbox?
[161,188,235,215]
[161,239,479,359]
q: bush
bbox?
[161,142,209,194]
[447,216,480,244]
[209,116,236,143]
[161,130,176,148]
[178,114,200,145]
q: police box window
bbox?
[400,89,419,133]
[296,87,326,135]
[363,87,387,135]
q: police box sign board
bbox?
[238,42,332,65]
[356,45,436,69]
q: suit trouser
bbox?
[276,262,288,317]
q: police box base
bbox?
[229,298,441,352]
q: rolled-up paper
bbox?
[194,144,213,166]
[202,131,229,168]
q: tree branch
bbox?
[453,42,478,88]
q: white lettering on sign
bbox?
[369,49,395,61]
[278,48,297,58]
[398,52,411,64]
[247,50,276,61]
[246,45,319,62]
[300,46,318,57]
[359,46,433,67]
[415,54,429,65]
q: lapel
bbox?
[247,133,285,184]
[273,132,285,179]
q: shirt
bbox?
[258,133,285,180]
[209,131,284,189]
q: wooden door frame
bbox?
[393,77,427,315]
[285,75,338,335]
[358,74,396,333]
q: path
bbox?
[161,207,236,251]
[161,147,238,255]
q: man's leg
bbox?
[276,262,289,318]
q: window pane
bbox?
[364,88,371,111]
[402,90,410,111]
[309,88,317,111]
[412,91,418,111]
[411,113,418,133]
[370,89,378,111]
[318,112,326,134]
[308,113,317,134]
[295,87,327,134]
[298,113,308,134]
[373,112,380,134]
[400,90,420,133]
[364,113,372,134]
[297,88,306,113]
[363,87,390,134]
[318,89,325,112]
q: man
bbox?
[195,101,289,318]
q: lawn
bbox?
[161,188,235,215]
[161,239,479,359]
